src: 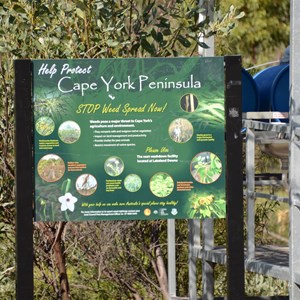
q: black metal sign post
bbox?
[225,55,245,300]
[15,59,34,300]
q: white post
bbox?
[289,0,300,298]
[168,219,177,299]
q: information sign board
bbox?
[33,57,226,221]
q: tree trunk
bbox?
[150,222,169,300]
[151,244,169,300]
[52,225,70,300]
[36,222,70,299]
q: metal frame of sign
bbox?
[224,55,244,299]
[15,59,34,300]
[14,56,243,299]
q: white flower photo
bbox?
[58,192,78,212]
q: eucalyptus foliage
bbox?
[0,0,247,299]
[0,0,240,59]
[216,0,290,68]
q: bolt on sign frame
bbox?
[14,56,243,299]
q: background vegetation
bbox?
[217,0,290,68]
[0,0,290,299]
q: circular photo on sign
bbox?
[149,172,174,198]
[124,174,142,192]
[180,93,199,112]
[190,151,222,184]
[35,116,55,136]
[104,156,124,177]
[37,154,65,182]
[168,118,193,143]
[76,174,97,196]
[58,121,81,144]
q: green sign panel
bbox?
[33,57,226,221]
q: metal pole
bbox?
[168,219,177,299]
[246,128,255,259]
[188,219,201,300]
[15,59,34,300]
[198,2,215,299]
[224,56,244,300]
[289,0,300,298]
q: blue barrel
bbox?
[242,68,260,112]
[253,64,289,112]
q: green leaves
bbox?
[0,0,243,60]
[188,192,226,219]
[191,152,222,184]
[76,7,86,19]
[178,34,192,48]
[149,173,174,197]
[216,0,289,67]
[61,178,71,194]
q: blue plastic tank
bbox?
[242,68,260,112]
[253,64,289,112]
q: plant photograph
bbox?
[76,174,98,196]
[190,151,222,184]
[35,116,55,136]
[149,172,174,198]
[37,154,66,182]
[124,174,142,192]
[104,156,124,177]
[168,118,194,143]
[58,120,81,144]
